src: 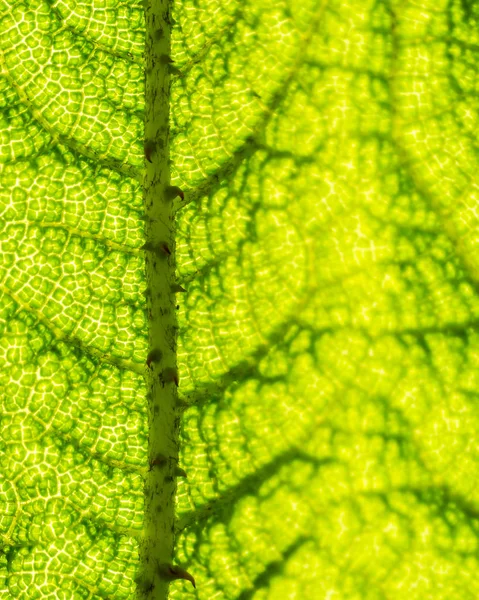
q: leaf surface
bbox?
[1,0,479,599]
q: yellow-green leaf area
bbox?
[2,0,479,599]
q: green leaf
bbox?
[2,0,479,599]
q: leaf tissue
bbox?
[1,1,479,599]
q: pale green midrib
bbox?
[137,3,180,600]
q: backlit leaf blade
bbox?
[1,1,479,599]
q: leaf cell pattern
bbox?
[1,0,479,599]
